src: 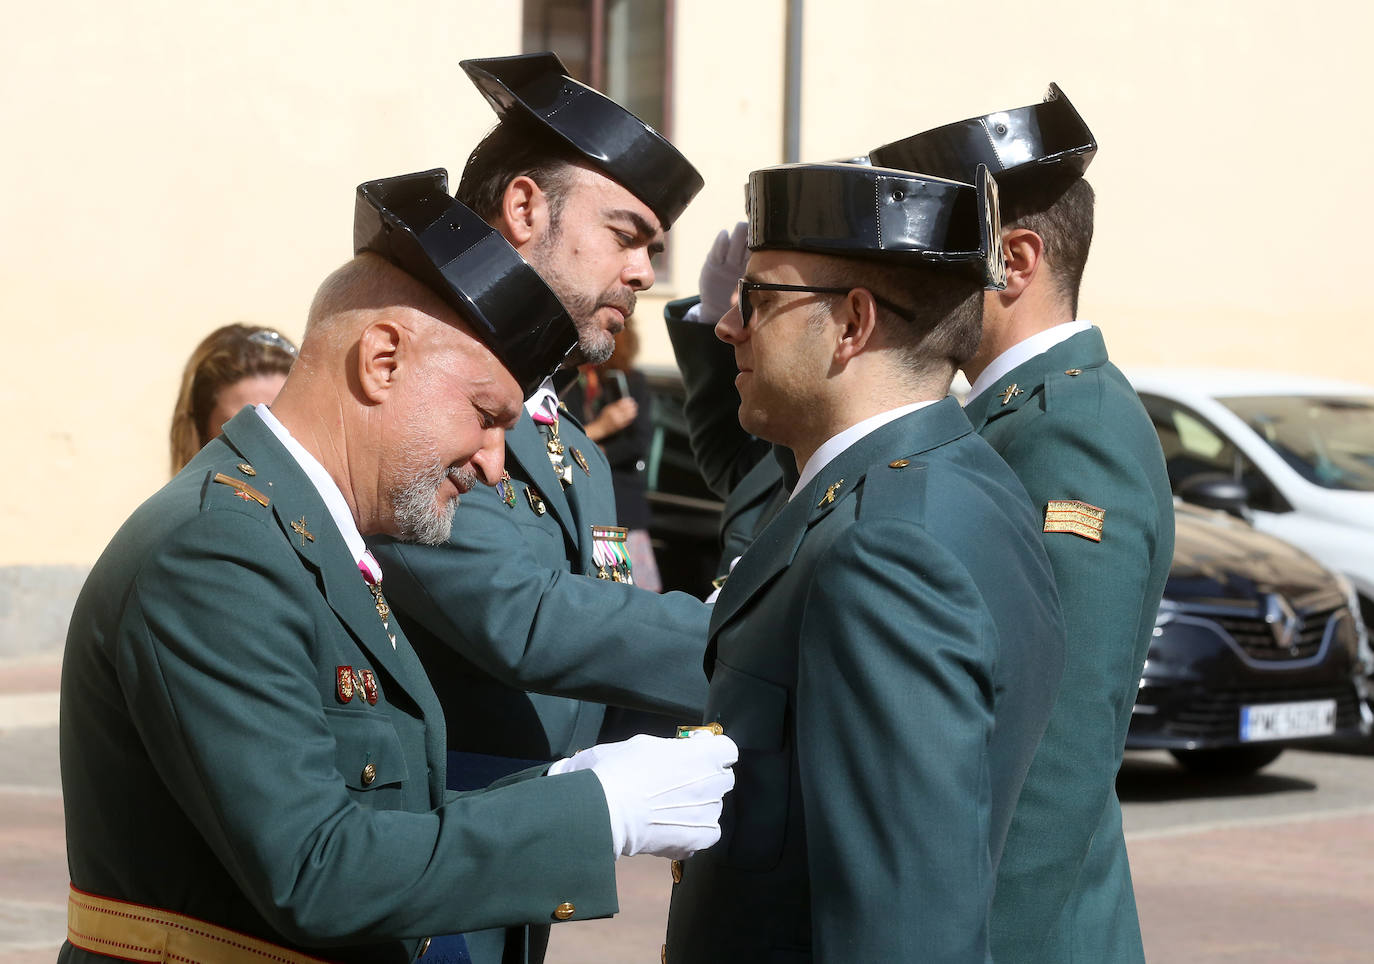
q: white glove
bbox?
[696,221,750,326]
[548,732,738,859]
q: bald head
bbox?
[302,252,463,351]
[270,252,522,540]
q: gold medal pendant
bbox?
[368,583,390,622]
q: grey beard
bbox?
[391,462,476,546]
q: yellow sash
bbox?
[67,884,336,963]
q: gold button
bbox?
[671,859,683,884]
[1065,368,1083,376]
[236,463,256,476]
[553,901,576,921]
[417,936,432,957]
[361,763,377,786]
[661,944,668,964]
[889,459,910,469]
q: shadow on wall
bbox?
[1,566,90,658]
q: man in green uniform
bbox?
[672,89,1174,960]
[58,173,737,964]
[663,162,1066,962]
[373,52,710,786]
[870,85,1174,963]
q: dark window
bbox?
[523,0,676,278]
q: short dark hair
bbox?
[812,256,983,380]
[456,119,584,232]
[1001,175,1095,316]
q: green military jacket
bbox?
[373,409,709,764]
[373,407,711,963]
[665,400,1066,963]
[964,328,1175,964]
[59,409,617,964]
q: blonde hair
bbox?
[169,324,297,474]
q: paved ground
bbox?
[6,651,1373,962]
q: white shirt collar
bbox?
[254,404,369,568]
[791,400,938,500]
[523,376,559,419]
[965,320,1093,405]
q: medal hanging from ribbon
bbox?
[358,549,397,649]
[532,402,574,489]
[591,525,634,584]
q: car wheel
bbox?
[1169,746,1284,777]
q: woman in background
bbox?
[563,316,663,592]
[169,323,297,474]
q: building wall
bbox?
[4,1,1370,646]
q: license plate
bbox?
[1240,699,1336,742]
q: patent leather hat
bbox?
[462,52,703,229]
[746,162,1007,289]
[868,83,1095,189]
[355,168,578,397]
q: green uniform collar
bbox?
[964,327,1108,429]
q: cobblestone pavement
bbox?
[6,651,1372,963]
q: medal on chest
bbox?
[591,525,634,584]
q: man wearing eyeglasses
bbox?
[661,162,1065,963]
[669,87,1174,963]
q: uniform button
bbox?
[888,459,910,469]
[670,860,682,884]
[661,943,668,964]
[1065,368,1083,376]
[417,936,432,957]
[361,763,377,786]
[553,901,576,920]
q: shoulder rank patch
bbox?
[212,472,269,507]
[1044,500,1105,542]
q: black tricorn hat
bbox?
[354,168,578,397]
[746,162,1007,289]
[461,52,704,229]
[868,83,1096,191]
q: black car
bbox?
[640,368,1369,776]
[1131,503,1367,774]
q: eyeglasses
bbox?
[735,279,916,328]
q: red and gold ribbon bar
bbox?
[1043,500,1105,542]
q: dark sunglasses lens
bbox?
[738,283,752,326]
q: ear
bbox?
[498,175,548,249]
[832,288,881,366]
[356,319,404,404]
[1000,228,1044,301]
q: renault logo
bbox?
[1264,593,1302,653]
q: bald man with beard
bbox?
[58,180,737,964]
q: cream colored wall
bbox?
[5,0,1369,568]
[2,2,521,566]
[651,0,1374,381]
